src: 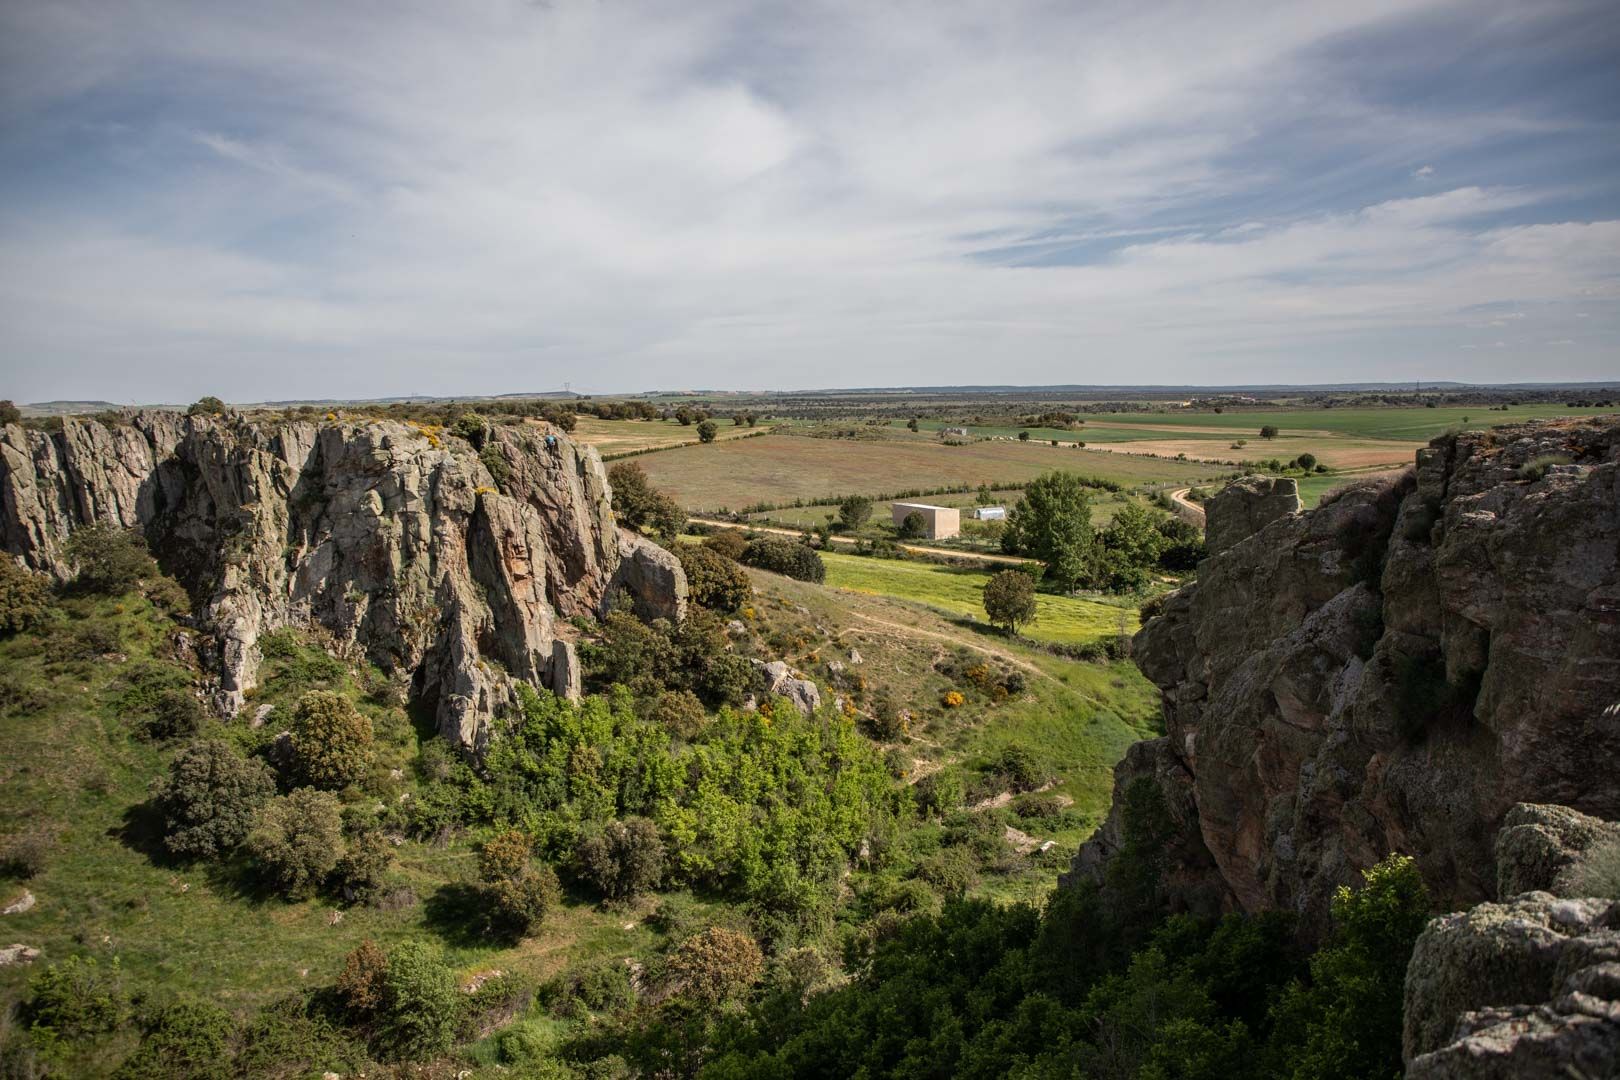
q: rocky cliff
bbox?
[1066,416,1620,936]
[0,412,687,751]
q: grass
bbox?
[635,432,1228,511]
[567,416,767,456]
[820,550,1134,647]
[1084,404,1614,441]
[743,487,1144,532]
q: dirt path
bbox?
[843,610,1051,680]
[1167,488,1206,527]
[688,518,1036,567]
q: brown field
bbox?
[568,415,767,455]
[634,432,1229,510]
[1088,435,1422,469]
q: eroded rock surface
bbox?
[0,413,685,751]
[1067,418,1620,935]
[1204,474,1302,554]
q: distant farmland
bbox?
[635,433,1228,511]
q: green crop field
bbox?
[1087,404,1614,441]
[635,433,1227,511]
[820,551,1133,646]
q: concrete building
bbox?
[974,506,1006,521]
[890,502,961,540]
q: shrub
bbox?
[334,827,395,903]
[1295,452,1317,471]
[480,443,512,487]
[916,848,978,894]
[24,956,126,1042]
[576,817,665,901]
[1259,424,1278,439]
[942,690,964,708]
[697,419,719,443]
[0,827,54,878]
[865,690,907,741]
[0,400,19,425]
[246,788,345,899]
[185,396,227,416]
[379,940,462,1061]
[543,960,636,1017]
[838,495,873,530]
[64,523,157,595]
[1560,838,1620,899]
[667,927,765,1005]
[915,769,965,817]
[742,536,826,583]
[703,530,748,561]
[675,544,751,612]
[1518,453,1572,482]
[144,688,207,741]
[480,830,561,935]
[154,740,277,860]
[0,559,51,635]
[608,462,685,541]
[982,569,1037,633]
[897,511,926,539]
[112,999,233,1080]
[337,939,390,1018]
[645,689,707,739]
[989,745,1042,793]
[288,690,374,790]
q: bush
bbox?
[1295,452,1317,471]
[916,848,978,895]
[24,956,126,1043]
[675,544,751,612]
[144,688,207,741]
[0,827,54,878]
[154,740,277,860]
[697,419,719,443]
[288,690,375,790]
[0,558,51,635]
[988,745,1042,793]
[741,537,825,583]
[112,1000,234,1080]
[480,830,561,935]
[838,495,873,530]
[897,511,926,539]
[1518,453,1572,482]
[667,927,764,1005]
[64,523,157,595]
[915,768,964,818]
[186,396,227,416]
[246,788,345,899]
[379,940,462,1061]
[543,960,636,1018]
[1259,425,1278,439]
[982,569,1037,633]
[608,462,685,541]
[865,690,907,741]
[0,400,19,425]
[334,827,395,903]
[337,939,389,1018]
[576,817,665,901]
[703,530,748,561]
[645,689,708,740]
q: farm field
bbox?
[745,487,1144,532]
[567,415,767,456]
[1087,404,1614,441]
[635,433,1227,511]
[820,550,1134,647]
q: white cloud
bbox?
[1414,164,1436,178]
[0,0,1614,400]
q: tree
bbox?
[64,523,157,594]
[1259,424,1279,440]
[289,690,374,790]
[838,495,873,531]
[479,829,561,935]
[907,418,920,432]
[246,788,345,899]
[337,939,389,1018]
[1018,430,1030,442]
[1001,472,1098,592]
[675,406,696,426]
[0,558,51,635]
[1097,502,1168,593]
[154,740,277,860]
[983,569,1037,634]
[24,956,126,1043]
[1296,452,1317,471]
[186,396,227,417]
[0,400,20,425]
[897,511,926,539]
[576,817,666,901]
[741,537,825,583]
[379,940,462,1061]
[675,544,751,611]
[607,462,685,542]
[667,927,764,1005]
[697,419,719,443]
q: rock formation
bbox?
[1066,417,1620,937]
[0,412,686,751]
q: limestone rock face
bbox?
[1403,891,1620,1076]
[1204,475,1302,554]
[1069,418,1620,935]
[0,414,686,751]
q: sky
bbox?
[1,0,1617,403]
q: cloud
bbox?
[1414,165,1435,178]
[0,0,1616,401]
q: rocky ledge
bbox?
[0,412,687,751]
[1065,416,1620,936]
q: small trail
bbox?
[844,611,1050,680]
[1167,488,1206,527]
[688,518,1036,567]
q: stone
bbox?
[550,639,582,703]
[848,648,863,665]
[1,891,35,916]
[0,415,686,753]
[1496,804,1620,897]
[1204,475,1302,554]
[1067,419,1620,938]
[251,704,274,729]
[0,944,40,966]
[750,658,822,716]
[1404,890,1620,1077]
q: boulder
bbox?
[1497,804,1620,897]
[1404,891,1620,1075]
[0,944,40,966]
[1,890,35,916]
[1204,475,1301,554]
[751,658,822,716]
[609,528,688,623]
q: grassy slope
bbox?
[637,432,1226,511]
[820,551,1134,646]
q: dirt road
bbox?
[687,518,1037,567]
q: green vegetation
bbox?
[740,535,826,583]
[607,460,685,542]
[982,568,1038,633]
